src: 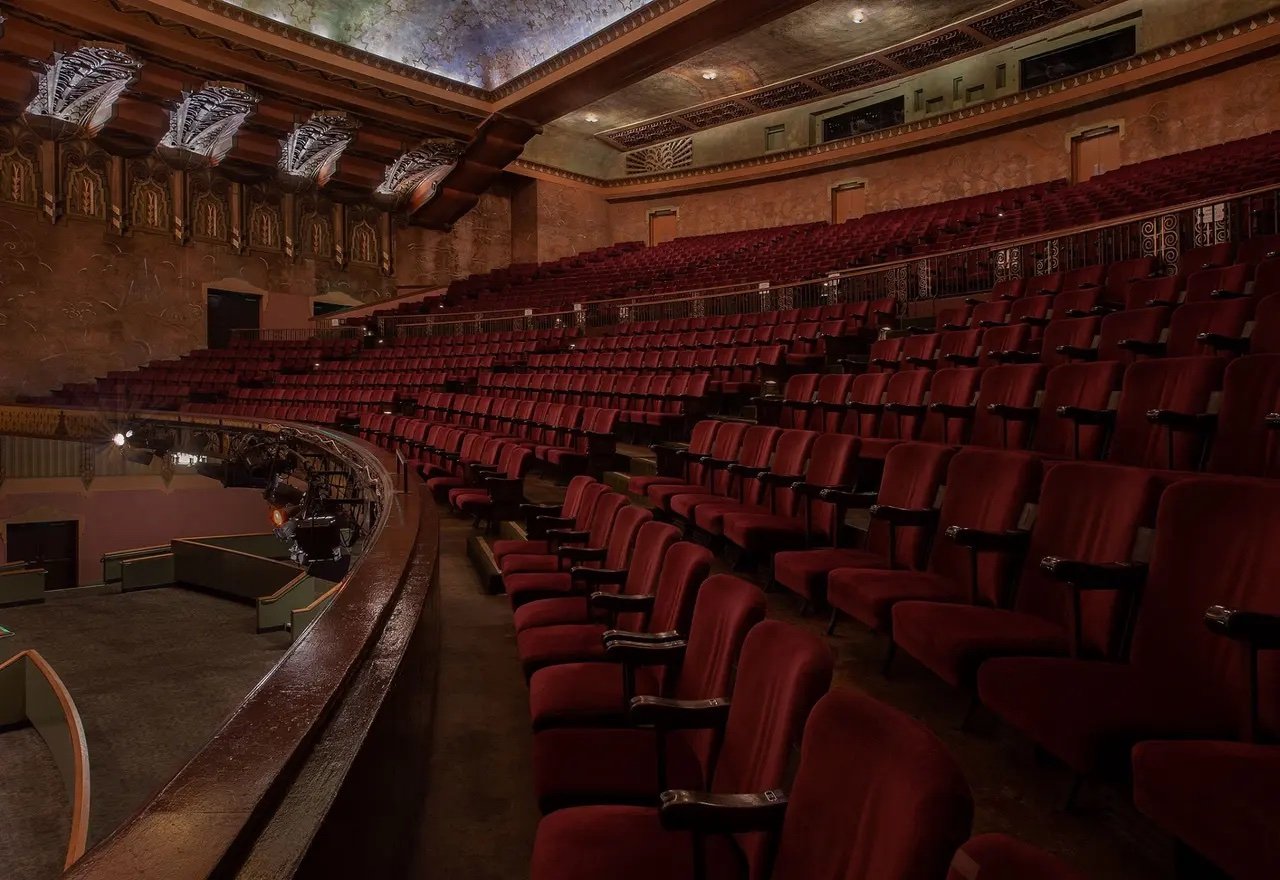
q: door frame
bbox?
[4,518,81,589]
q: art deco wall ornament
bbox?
[23,43,142,141]
[372,139,465,210]
[278,111,360,193]
[158,82,259,170]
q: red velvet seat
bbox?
[773,442,956,605]
[1100,356,1225,470]
[667,425,781,522]
[978,476,1280,776]
[646,421,748,510]
[891,463,1162,688]
[514,542,712,678]
[527,574,764,730]
[513,521,680,634]
[948,834,1086,880]
[690,429,817,537]
[856,370,931,461]
[834,371,891,436]
[502,491,626,588]
[504,505,650,609]
[529,687,971,880]
[1206,354,1280,477]
[1026,362,1123,460]
[529,618,832,812]
[827,448,1040,634]
[1132,740,1280,880]
[721,432,861,556]
[492,478,601,565]
[627,420,719,497]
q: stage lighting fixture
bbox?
[112,432,127,447]
[293,514,346,562]
[263,473,306,507]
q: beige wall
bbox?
[395,189,515,290]
[607,52,1280,241]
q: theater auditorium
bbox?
[0,0,1278,877]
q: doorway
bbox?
[831,183,867,224]
[648,210,678,247]
[1071,126,1121,184]
[6,520,79,589]
[206,289,262,349]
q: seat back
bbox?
[1034,362,1124,459]
[674,575,767,702]
[625,541,713,633]
[1206,354,1280,478]
[948,834,1086,880]
[921,369,981,444]
[1014,464,1163,656]
[572,482,612,531]
[1097,307,1168,362]
[1252,294,1280,354]
[970,364,1046,449]
[840,372,891,436]
[772,689,973,880]
[1041,315,1098,367]
[602,505,653,569]
[619,521,681,599]
[1103,257,1156,306]
[1166,298,1255,357]
[760,429,819,513]
[799,433,861,542]
[878,371,930,441]
[865,443,957,568]
[731,426,784,496]
[1109,357,1225,470]
[1130,477,1280,739]
[780,374,821,428]
[812,374,854,432]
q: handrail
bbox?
[0,649,91,869]
[0,405,446,878]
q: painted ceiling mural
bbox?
[217,0,656,88]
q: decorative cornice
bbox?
[514,8,1280,191]
[278,111,360,192]
[597,0,1109,150]
[23,42,143,142]
[373,139,466,210]
[157,81,259,169]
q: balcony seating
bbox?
[629,419,721,497]
[512,541,712,678]
[528,617,832,812]
[526,573,765,731]
[493,476,599,564]
[666,425,782,524]
[688,429,818,539]
[512,521,680,635]
[977,476,1280,780]
[889,462,1162,688]
[644,421,751,512]
[501,490,629,590]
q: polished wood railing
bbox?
[0,405,441,879]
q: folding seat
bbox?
[529,618,832,811]
[513,541,713,680]
[935,304,972,331]
[721,432,861,557]
[773,442,957,607]
[628,420,720,498]
[954,363,1047,450]
[1205,354,1280,478]
[755,373,820,428]
[1241,293,1280,354]
[833,371,892,436]
[1077,307,1169,363]
[1237,233,1280,273]
[807,373,854,432]
[543,407,619,478]
[690,429,818,539]
[856,370,933,460]
[1122,276,1179,311]
[1051,287,1103,319]
[1182,263,1250,304]
[526,573,765,730]
[667,425,783,524]
[1099,256,1157,307]
[1028,271,1066,296]
[504,505,651,612]
[646,420,749,511]
[491,481,606,572]
[783,321,827,368]
[1179,241,1234,274]
[827,449,1040,637]
[948,835,1086,880]
[890,462,1161,690]
[1254,259,1280,298]
[448,442,536,528]
[424,433,501,500]
[979,476,1280,786]
[896,333,939,370]
[965,299,1013,329]
[528,687,971,880]
[931,328,984,369]
[865,335,905,372]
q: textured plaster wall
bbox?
[532,178,615,262]
[0,204,391,401]
[608,53,1280,241]
[395,189,514,289]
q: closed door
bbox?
[1071,128,1121,183]
[832,184,866,224]
[6,520,79,589]
[206,289,262,349]
[649,211,678,247]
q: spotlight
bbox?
[294,514,346,562]
[850,8,866,24]
[263,473,306,507]
[701,70,717,80]
[112,432,127,447]
[584,113,599,123]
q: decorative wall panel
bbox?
[625,138,694,175]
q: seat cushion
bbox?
[692,500,766,536]
[500,552,562,577]
[627,475,684,496]
[890,602,1069,688]
[722,512,809,553]
[828,569,965,632]
[516,623,609,677]
[514,596,592,633]
[647,482,707,510]
[773,548,889,603]
[977,658,1238,775]
[450,490,491,511]
[505,571,577,607]
[532,726,707,812]
[493,538,550,563]
[529,806,740,880]
[667,491,730,521]
[1132,740,1280,880]
[528,662,662,730]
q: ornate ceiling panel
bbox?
[214,0,660,89]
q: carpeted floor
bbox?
[0,726,69,880]
[0,588,290,880]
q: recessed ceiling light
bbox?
[850,8,867,24]
[584,113,599,123]
[701,70,718,80]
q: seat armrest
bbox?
[545,528,589,543]
[990,350,1040,365]
[1146,409,1216,432]
[930,402,976,418]
[1144,298,1178,309]
[557,545,607,563]
[1041,557,1147,591]
[699,456,736,470]
[603,629,680,644]
[590,592,656,613]
[819,488,878,508]
[846,401,883,414]
[603,639,688,666]
[870,358,901,369]
[536,514,576,528]
[727,463,769,478]
[519,502,560,516]
[945,526,1031,552]
[1056,344,1099,361]
[988,403,1040,422]
[1056,405,1115,426]
[758,471,804,487]
[905,356,938,369]
[659,790,788,834]
[1268,413,1280,430]
[629,696,731,730]
[572,567,627,585]
[791,481,849,499]
[883,402,927,416]
[869,505,939,527]
[1196,332,1250,354]
[1205,606,1280,650]
[1209,289,1246,300]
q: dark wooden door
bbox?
[207,289,262,349]
[6,520,79,589]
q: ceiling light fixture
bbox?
[584,113,599,123]
[851,8,867,24]
[701,70,718,80]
